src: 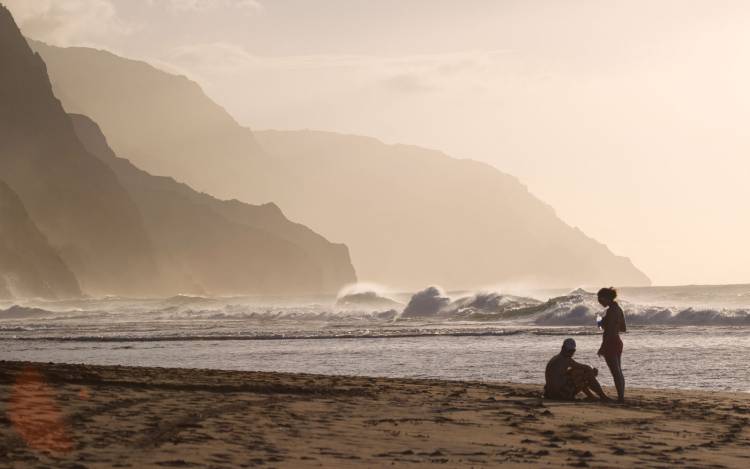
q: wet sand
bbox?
[1,361,749,468]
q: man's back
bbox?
[545,353,572,397]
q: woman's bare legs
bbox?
[605,354,625,402]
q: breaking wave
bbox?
[335,291,402,310]
[0,305,58,319]
[528,290,750,326]
[398,287,750,326]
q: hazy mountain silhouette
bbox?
[0,180,81,299]
[0,6,158,296]
[31,39,651,289]
[1,6,354,297]
[29,39,273,202]
[255,130,650,289]
[70,114,355,295]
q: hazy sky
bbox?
[6,0,750,286]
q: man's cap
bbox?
[562,338,577,352]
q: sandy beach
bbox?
[0,361,749,468]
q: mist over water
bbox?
[2,284,750,392]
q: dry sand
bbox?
[1,361,749,468]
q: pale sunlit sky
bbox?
[5,0,750,286]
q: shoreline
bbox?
[1,361,750,468]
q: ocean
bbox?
[2,284,750,392]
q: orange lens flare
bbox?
[8,367,72,454]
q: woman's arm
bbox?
[619,306,627,333]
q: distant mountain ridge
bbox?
[254,130,651,288]
[28,39,273,202]
[0,5,355,298]
[1,6,158,296]
[71,114,355,295]
[30,39,651,289]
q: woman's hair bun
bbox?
[597,287,617,300]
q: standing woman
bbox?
[597,287,626,402]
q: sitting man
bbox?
[544,338,610,401]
